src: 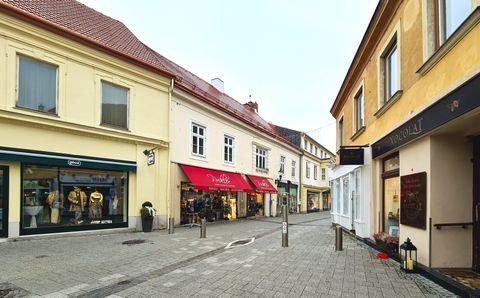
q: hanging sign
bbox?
[147,151,155,166]
[339,148,364,165]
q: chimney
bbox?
[211,78,224,93]
[243,101,258,113]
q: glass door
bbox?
[0,167,8,237]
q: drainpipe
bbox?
[299,153,303,214]
[166,78,174,230]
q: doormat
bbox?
[440,270,480,289]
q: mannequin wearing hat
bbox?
[89,190,103,220]
[68,186,86,224]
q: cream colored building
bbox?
[0,1,173,238]
[166,75,301,224]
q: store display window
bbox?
[307,191,321,212]
[180,183,237,224]
[21,164,128,234]
[247,193,264,217]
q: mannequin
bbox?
[68,186,87,224]
[47,189,63,224]
[89,190,103,220]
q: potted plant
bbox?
[140,201,156,232]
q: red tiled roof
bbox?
[1,0,298,149]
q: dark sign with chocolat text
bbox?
[372,74,480,158]
[339,148,364,165]
[400,172,427,230]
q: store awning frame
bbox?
[180,164,253,192]
[246,175,277,193]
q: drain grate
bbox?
[224,238,255,249]
[121,239,146,245]
[35,255,48,259]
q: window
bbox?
[338,118,344,147]
[437,0,471,46]
[383,37,399,101]
[354,87,364,132]
[224,135,234,163]
[342,177,349,215]
[335,180,341,213]
[101,81,128,129]
[17,55,58,114]
[315,147,318,156]
[322,168,326,181]
[280,156,285,174]
[314,165,318,180]
[21,164,128,232]
[306,161,310,178]
[291,160,296,177]
[255,146,267,169]
[304,139,308,150]
[354,169,361,221]
[192,123,206,157]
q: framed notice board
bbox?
[400,172,427,230]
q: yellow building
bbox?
[0,1,174,238]
[330,0,480,280]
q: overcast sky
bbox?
[78,0,378,152]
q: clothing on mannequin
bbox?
[68,186,86,224]
[89,190,103,220]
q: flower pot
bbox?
[141,216,153,232]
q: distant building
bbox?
[272,125,334,213]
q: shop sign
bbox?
[67,160,82,167]
[339,148,364,165]
[400,172,427,230]
[372,74,480,158]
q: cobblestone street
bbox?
[0,212,455,297]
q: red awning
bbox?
[246,175,277,193]
[180,164,253,192]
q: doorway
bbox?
[473,136,480,272]
[0,166,8,237]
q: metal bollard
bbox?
[200,218,206,238]
[168,217,174,234]
[282,205,288,247]
[335,226,343,251]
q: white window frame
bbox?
[255,146,268,170]
[306,161,310,179]
[321,168,326,181]
[291,160,296,177]
[279,155,286,174]
[354,169,361,221]
[315,146,318,156]
[223,135,234,164]
[335,179,341,214]
[191,122,207,158]
[342,176,349,216]
[314,164,318,180]
[304,139,308,150]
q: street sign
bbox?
[147,151,155,166]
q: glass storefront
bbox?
[288,185,298,213]
[382,154,400,237]
[247,193,264,217]
[180,182,237,224]
[21,164,128,234]
[0,167,7,237]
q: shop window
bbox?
[101,81,128,129]
[17,55,58,114]
[192,122,206,158]
[321,168,326,181]
[223,135,234,164]
[279,156,285,174]
[306,161,310,179]
[342,177,349,216]
[307,191,320,212]
[314,165,318,180]
[291,160,296,177]
[382,153,400,236]
[21,164,128,234]
[255,146,267,170]
[354,169,361,221]
[335,180,341,213]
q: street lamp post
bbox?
[277,170,288,247]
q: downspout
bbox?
[166,78,174,230]
[299,150,303,214]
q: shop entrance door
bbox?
[0,166,8,237]
[473,136,480,272]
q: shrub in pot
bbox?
[140,201,156,232]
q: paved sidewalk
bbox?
[0,212,455,297]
